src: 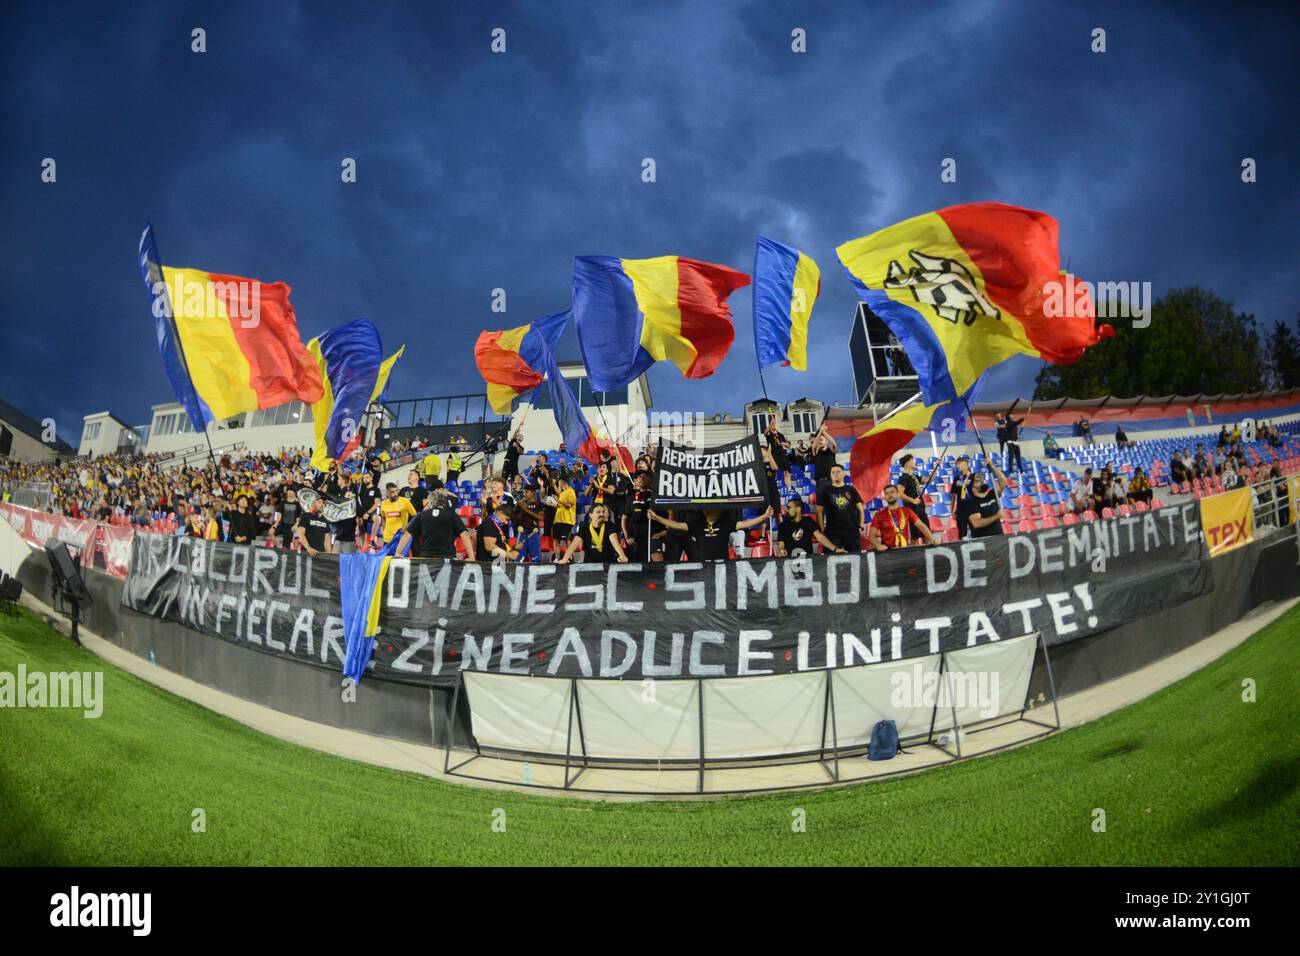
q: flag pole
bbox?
[145,225,220,476]
[592,401,633,479]
[960,394,990,464]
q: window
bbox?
[751,413,772,435]
[792,411,817,434]
[154,414,174,436]
[83,422,101,441]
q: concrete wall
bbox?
[0,415,62,463]
[77,414,132,458]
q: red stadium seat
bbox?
[749,542,772,558]
[1040,514,1061,528]
[1081,510,1098,523]
[1017,517,1036,533]
[1101,507,1115,519]
[929,515,947,531]
[1062,512,1079,525]
[942,526,960,542]
[1117,504,1133,517]
[1134,500,1149,513]
[1151,497,1164,509]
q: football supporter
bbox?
[868,485,937,551]
[556,503,629,564]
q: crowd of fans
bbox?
[1,414,1294,565]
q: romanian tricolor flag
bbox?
[752,236,820,371]
[306,318,404,470]
[137,224,324,431]
[849,381,982,500]
[474,309,570,414]
[537,337,633,471]
[836,203,1114,406]
[572,255,751,391]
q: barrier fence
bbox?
[0,502,134,578]
[5,481,54,511]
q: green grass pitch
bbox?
[1,603,1296,866]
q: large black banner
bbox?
[122,502,1213,687]
[652,435,767,507]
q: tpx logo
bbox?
[1206,517,1250,551]
[884,250,1000,326]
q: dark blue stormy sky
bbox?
[3,0,1297,441]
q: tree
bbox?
[1034,286,1267,399]
[1264,316,1300,390]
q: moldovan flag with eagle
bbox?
[306,318,404,470]
[138,223,324,432]
[835,202,1114,497]
[474,309,571,414]
[572,255,751,391]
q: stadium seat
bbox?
[1062,512,1079,526]
[1017,517,1036,533]
[749,542,772,558]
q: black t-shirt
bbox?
[475,515,511,561]
[813,448,837,483]
[401,486,428,512]
[624,489,650,532]
[609,473,632,516]
[950,472,976,514]
[687,513,737,562]
[356,485,379,524]
[578,520,620,563]
[505,441,523,474]
[226,509,258,542]
[277,500,301,537]
[767,431,790,467]
[969,490,1004,538]
[898,471,927,523]
[298,514,331,550]
[817,482,863,535]
[406,507,467,559]
[331,512,357,542]
[778,515,821,556]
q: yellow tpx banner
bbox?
[1288,475,1300,526]
[1199,487,1254,556]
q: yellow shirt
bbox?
[421,453,442,479]
[554,488,577,525]
[204,519,221,541]
[380,496,417,541]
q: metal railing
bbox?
[1247,473,1296,540]
[5,480,54,511]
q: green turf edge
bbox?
[0,602,1297,866]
